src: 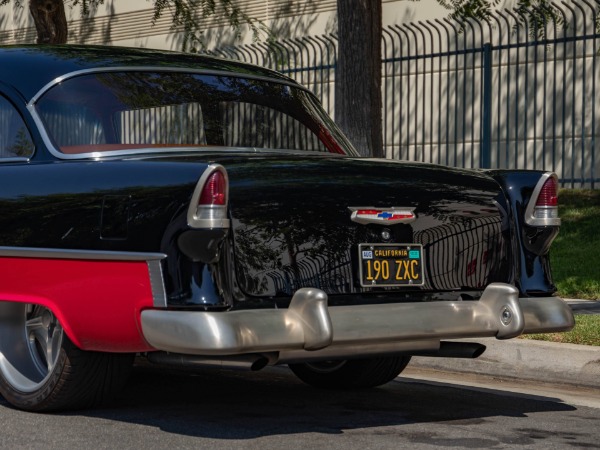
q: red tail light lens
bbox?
[199,171,226,206]
[536,177,558,207]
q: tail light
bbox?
[187,164,230,229]
[199,171,227,206]
[525,173,561,227]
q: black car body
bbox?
[0,45,573,411]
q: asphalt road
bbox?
[0,365,598,449]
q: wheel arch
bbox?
[0,294,84,349]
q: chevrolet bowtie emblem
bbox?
[348,207,417,225]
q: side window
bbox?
[0,96,34,158]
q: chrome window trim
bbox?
[524,172,561,227]
[28,67,309,106]
[26,67,313,161]
[0,157,31,163]
[0,246,167,261]
[123,147,345,160]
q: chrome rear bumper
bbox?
[140,283,574,361]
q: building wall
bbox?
[0,0,449,50]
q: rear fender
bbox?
[487,170,560,296]
[0,248,165,352]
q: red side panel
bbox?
[0,257,157,352]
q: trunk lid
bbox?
[222,155,511,298]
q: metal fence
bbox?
[207,0,600,188]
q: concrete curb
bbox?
[410,338,600,389]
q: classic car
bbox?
[0,45,573,412]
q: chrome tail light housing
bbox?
[525,173,561,227]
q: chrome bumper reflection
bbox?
[140,283,574,358]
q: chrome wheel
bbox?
[0,303,64,393]
[0,301,133,411]
[26,305,64,385]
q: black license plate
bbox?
[359,244,424,287]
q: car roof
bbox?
[0,44,297,102]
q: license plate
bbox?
[359,244,424,287]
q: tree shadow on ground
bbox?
[50,364,579,442]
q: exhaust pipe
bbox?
[146,352,269,371]
[415,341,486,359]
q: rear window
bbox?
[34,71,352,156]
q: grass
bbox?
[524,189,600,346]
[550,189,600,300]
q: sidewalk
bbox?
[567,299,600,315]
[410,300,600,389]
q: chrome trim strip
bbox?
[524,172,561,227]
[147,260,168,308]
[0,246,167,261]
[140,283,574,357]
[0,157,31,163]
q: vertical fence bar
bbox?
[532,10,539,168]
[406,24,420,161]
[574,1,588,187]
[382,28,393,158]
[435,19,452,166]
[429,20,444,165]
[465,20,478,168]
[563,2,577,187]
[414,23,428,162]
[581,0,596,188]
[489,16,502,168]
[444,18,460,166]
[323,35,338,117]
[423,22,435,163]
[461,21,469,168]
[398,25,412,161]
[497,12,511,168]
[389,27,404,159]
[481,43,492,168]
[548,5,558,175]
[537,6,549,170]
[521,11,530,170]
[556,6,569,186]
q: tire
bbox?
[0,302,134,412]
[289,355,411,389]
